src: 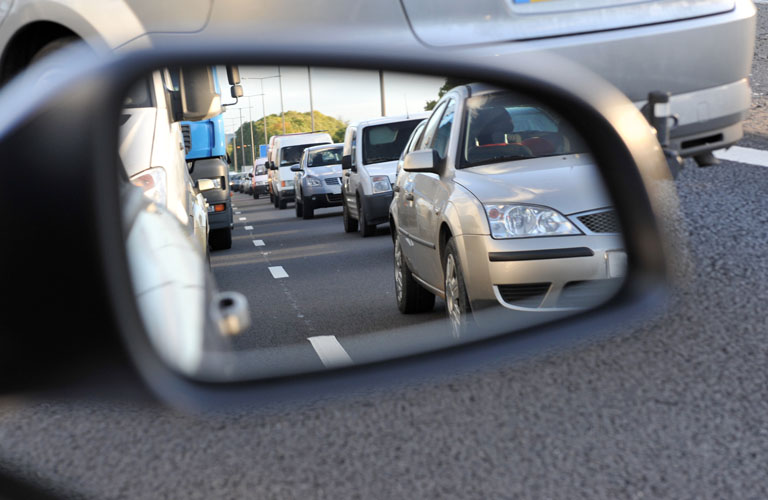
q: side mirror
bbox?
[403,150,440,173]
[269,163,278,170]
[173,66,222,122]
[341,155,352,170]
[290,165,302,172]
[196,179,216,192]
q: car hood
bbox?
[363,160,398,183]
[453,154,611,215]
[306,164,342,177]
[119,108,156,179]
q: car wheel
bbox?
[444,238,471,339]
[278,196,288,209]
[358,196,376,237]
[269,191,274,204]
[394,232,435,314]
[253,191,259,199]
[274,192,280,208]
[342,197,358,233]
[302,197,314,219]
[210,228,232,251]
[295,196,303,217]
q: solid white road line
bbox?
[244,225,254,230]
[252,240,265,247]
[308,336,353,368]
[715,146,768,167]
[239,217,247,221]
[268,266,288,279]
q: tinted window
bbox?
[432,99,456,161]
[280,143,329,166]
[362,120,422,165]
[308,147,343,167]
[418,101,447,151]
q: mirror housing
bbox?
[290,165,302,172]
[403,149,440,173]
[173,66,222,122]
[341,155,352,170]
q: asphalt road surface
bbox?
[3,9,768,500]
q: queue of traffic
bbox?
[230,82,625,336]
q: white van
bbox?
[267,132,333,209]
[340,113,429,236]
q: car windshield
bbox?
[460,92,587,168]
[307,147,343,167]
[280,143,328,166]
[362,120,421,165]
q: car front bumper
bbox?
[360,191,394,225]
[455,233,626,314]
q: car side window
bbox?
[418,101,448,151]
[396,123,426,175]
[431,99,456,161]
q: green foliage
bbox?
[424,78,473,111]
[230,110,348,164]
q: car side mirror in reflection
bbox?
[1,45,672,410]
[290,165,302,172]
[403,149,439,174]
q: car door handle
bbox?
[405,193,414,201]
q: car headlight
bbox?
[201,178,222,189]
[484,204,581,239]
[306,176,322,187]
[131,167,167,207]
[371,175,392,194]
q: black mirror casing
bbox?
[341,155,352,170]
[290,165,302,172]
[0,42,672,411]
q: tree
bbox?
[424,77,472,111]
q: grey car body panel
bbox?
[361,191,393,225]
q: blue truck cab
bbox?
[183,67,233,251]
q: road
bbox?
[2,10,768,500]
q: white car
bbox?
[340,113,429,236]
[267,131,332,209]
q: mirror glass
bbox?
[120,65,626,381]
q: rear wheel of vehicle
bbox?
[394,233,435,314]
[342,197,358,233]
[210,228,232,251]
[302,197,314,219]
[444,239,471,338]
[358,196,376,237]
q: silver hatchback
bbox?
[293,144,345,219]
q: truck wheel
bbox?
[342,197,358,233]
[210,228,232,251]
[358,196,376,237]
[295,197,303,217]
[394,232,435,313]
[302,197,315,219]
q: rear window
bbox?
[362,120,422,165]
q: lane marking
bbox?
[268,266,288,279]
[235,211,242,215]
[239,217,247,221]
[308,336,353,368]
[244,225,254,230]
[252,240,265,247]
[755,0,767,4]
[715,146,768,167]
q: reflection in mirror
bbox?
[120,65,625,382]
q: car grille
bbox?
[325,177,341,186]
[326,194,343,203]
[557,279,623,308]
[577,210,620,234]
[497,283,550,308]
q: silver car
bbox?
[390,84,625,337]
[293,144,344,219]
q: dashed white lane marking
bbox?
[268,266,288,279]
[252,239,265,247]
[239,217,247,221]
[235,211,242,215]
[308,336,353,368]
[244,225,254,230]
[715,146,768,167]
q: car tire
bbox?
[295,196,303,217]
[302,197,314,219]
[210,228,232,251]
[358,196,376,237]
[278,196,288,209]
[253,191,259,199]
[342,197,358,233]
[274,192,280,208]
[444,238,472,338]
[394,232,435,314]
[269,191,275,204]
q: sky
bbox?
[217,65,444,136]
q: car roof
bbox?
[356,112,430,129]
[304,143,343,153]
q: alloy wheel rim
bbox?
[445,254,461,337]
[394,238,403,302]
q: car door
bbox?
[410,98,457,287]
